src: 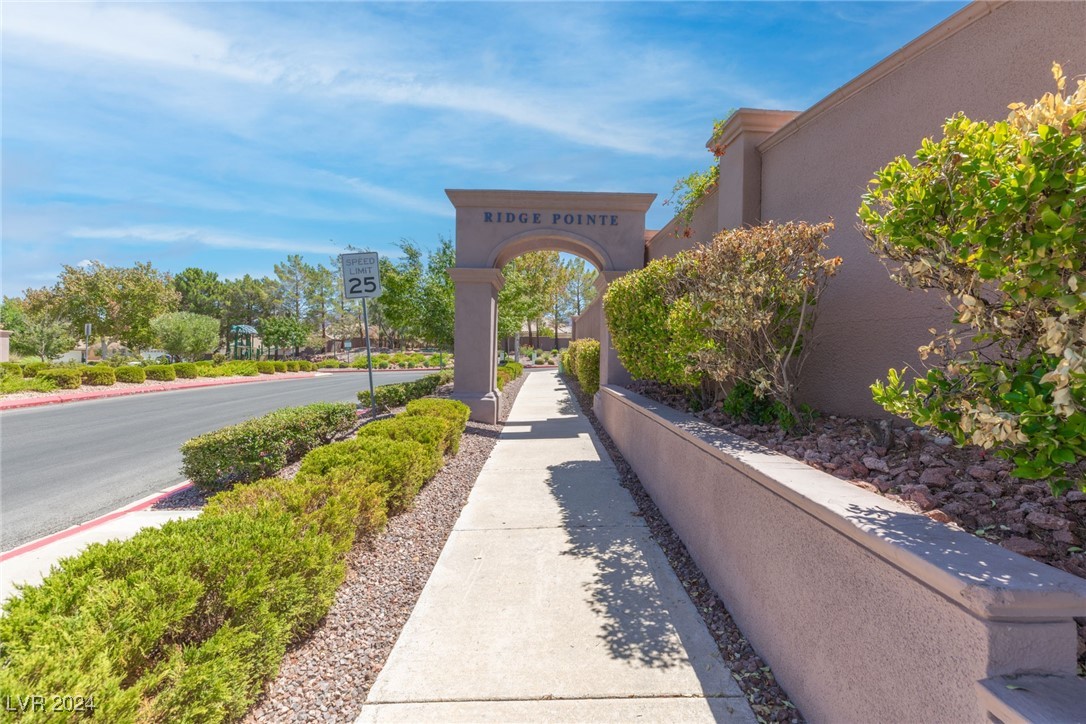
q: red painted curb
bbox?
[0,483,195,562]
[0,372,317,411]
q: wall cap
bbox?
[446,189,656,213]
[447,267,505,291]
[707,108,801,150]
[599,384,1086,621]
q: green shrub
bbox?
[256,361,275,375]
[1,362,22,377]
[318,359,341,369]
[115,366,147,384]
[500,361,523,379]
[296,436,431,514]
[366,371,452,410]
[357,416,454,479]
[145,364,176,382]
[405,399,470,454]
[496,368,511,391]
[219,361,259,377]
[273,361,287,373]
[285,361,299,372]
[172,362,199,379]
[35,368,82,389]
[565,339,601,395]
[21,361,47,378]
[1,375,56,394]
[0,508,343,723]
[862,65,1086,494]
[81,365,117,386]
[376,359,390,369]
[181,402,357,491]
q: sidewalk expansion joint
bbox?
[367,693,744,705]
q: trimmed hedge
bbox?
[318,359,343,369]
[181,402,357,491]
[256,361,274,375]
[0,507,343,723]
[115,366,147,384]
[22,361,47,378]
[365,370,453,410]
[0,382,470,721]
[566,339,601,395]
[35,368,82,389]
[172,362,198,379]
[81,365,117,386]
[296,436,431,514]
[357,416,452,479]
[285,361,299,372]
[273,361,287,373]
[145,365,176,382]
[405,399,471,454]
[500,361,524,379]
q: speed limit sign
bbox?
[340,252,382,299]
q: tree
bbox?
[379,242,424,349]
[259,317,310,359]
[173,267,226,320]
[498,259,538,349]
[419,237,456,363]
[1,297,29,339]
[223,275,276,330]
[18,313,75,362]
[565,257,598,315]
[305,263,339,341]
[274,255,313,323]
[150,312,221,361]
[46,261,178,356]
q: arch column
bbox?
[448,267,504,424]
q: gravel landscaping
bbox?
[565,376,803,724]
[628,379,1086,679]
[237,373,526,723]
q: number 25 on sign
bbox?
[340,252,382,299]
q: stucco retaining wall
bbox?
[595,384,1086,723]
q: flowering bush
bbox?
[862,64,1086,494]
[605,221,839,423]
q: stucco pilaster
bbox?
[594,271,632,389]
[448,267,505,424]
[710,109,798,230]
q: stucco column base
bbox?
[450,391,501,425]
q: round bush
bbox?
[172,362,198,379]
[144,365,176,382]
[36,368,82,389]
[115,366,147,384]
[273,361,287,373]
[81,365,117,386]
[285,361,299,372]
[256,361,275,375]
[22,361,47,378]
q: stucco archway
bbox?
[445,189,655,423]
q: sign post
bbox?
[84,323,92,364]
[340,252,382,417]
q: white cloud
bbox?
[69,226,343,256]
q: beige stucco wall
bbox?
[596,385,1086,723]
[756,0,1086,416]
[0,331,10,363]
[572,298,602,342]
[645,186,720,261]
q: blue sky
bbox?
[2,0,968,295]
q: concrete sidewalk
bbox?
[358,370,755,723]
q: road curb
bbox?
[0,481,195,562]
[0,372,318,411]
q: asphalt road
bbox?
[0,371,430,550]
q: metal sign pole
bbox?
[363,297,376,418]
